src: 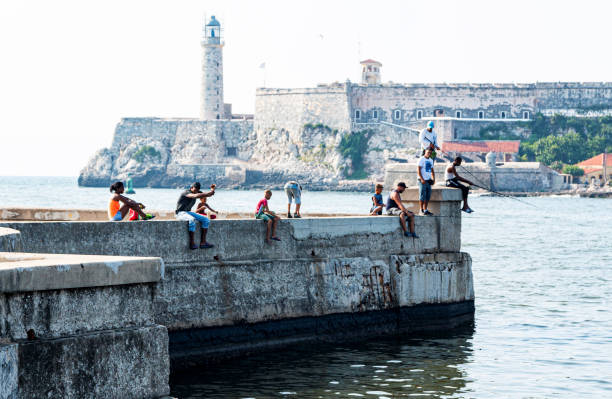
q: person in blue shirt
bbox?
[370,183,384,215]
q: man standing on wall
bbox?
[419,121,440,160]
[417,149,435,215]
[175,182,216,250]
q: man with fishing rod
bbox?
[419,121,440,160]
[445,156,475,213]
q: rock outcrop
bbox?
[79,117,420,190]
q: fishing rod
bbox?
[419,132,539,208]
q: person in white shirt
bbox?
[417,148,435,215]
[445,156,475,213]
[419,121,440,160]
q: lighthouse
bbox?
[200,16,225,120]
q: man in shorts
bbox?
[386,182,418,238]
[417,148,435,215]
[284,181,302,218]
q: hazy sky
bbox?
[1,0,611,176]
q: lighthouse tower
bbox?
[200,16,225,120]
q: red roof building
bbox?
[576,153,611,183]
[576,153,612,168]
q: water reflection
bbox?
[171,325,474,398]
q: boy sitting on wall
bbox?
[370,184,384,215]
[255,189,281,244]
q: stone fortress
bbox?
[79,16,612,190]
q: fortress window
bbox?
[455,111,462,118]
[226,147,237,157]
[216,89,219,95]
[217,75,220,81]
[478,111,484,119]
[372,110,379,119]
[394,110,401,120]
[501,111,506,119]
[523,111,530,119]
[216,114,220,119]
[216,103,219,109]
[417,110,423,119]
[355,109,361,119]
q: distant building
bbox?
[576,153,611,184]
[441,141,520,162]
[360,59,382,85]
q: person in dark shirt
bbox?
[370,183,384,215]
[385,182,418,238]
[175,182,216,250]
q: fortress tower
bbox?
[360,59,382,85]
[200,16,225,120]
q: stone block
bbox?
[0,284,156,340]
[0,343,18,399]
[18,325,169,399]
[0,252,163,293]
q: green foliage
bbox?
[303,123,332,132]
[472,124,521,141]
[519,113,612,165]
[132,145,161,163]
[337,130,373,178]
[562,165,585,176]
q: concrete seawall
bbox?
[0,187,474,396]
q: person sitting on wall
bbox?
[256,189,281,244]
[419,121,440,160]
[417,148,435,215]
[370,183,384,215]
[284,181,302,218]
[175,182,216,250]
[196,184,218,219]
[446,156,475,213]
[108,181,154,221]
[386,182,418,238]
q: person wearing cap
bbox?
[419,121,440,159]
[385,182,418,238]
[175,182,216,250]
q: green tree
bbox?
[562,165,584,176]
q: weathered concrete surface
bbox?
[0,283,156,341]
[18,325,169,399]
[1,216,460,263]
[0,344,18,399]
[1,211,472,366]
[0,251,170,398]
[0,228,20,253]
[0,252,163,293]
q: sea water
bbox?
[1,177,611,398]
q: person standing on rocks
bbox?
[284,181,302,218]
[175,182,216,250]
[385,182,418,238]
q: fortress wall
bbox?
[255,86,352,134]
[350,85,537,122]
[535,84,612,110]
[349,82,612,123]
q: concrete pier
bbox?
[0,252,169,398]
[0,187,474,397]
